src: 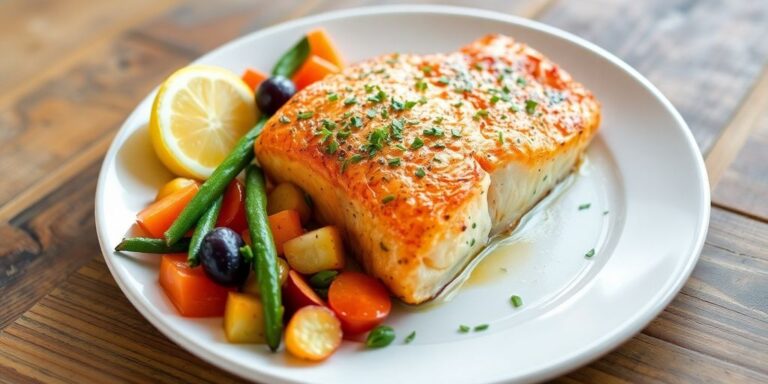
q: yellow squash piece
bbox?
[224,292,266,343]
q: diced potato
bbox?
[267,183,312,224]
[224,292,265,343]
[284,226,345,275]
[285,305,342,361]
[241,257,289,296]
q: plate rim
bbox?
[95,4,711,383]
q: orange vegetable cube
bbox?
[137,183,199,238]
[307,28,345,68]
[159,254,234,317]
[292,55,339,91]
[241,68,268,91]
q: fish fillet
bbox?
[255,34,600,304]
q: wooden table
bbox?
[1,0,766,382]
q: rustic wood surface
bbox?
[0,0,766,382]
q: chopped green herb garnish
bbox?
[525,100,538,115]
[382,195,396,204]
[404,100,417,109]
[364,128,389,156]
[326,140,339,154]
[395,144,407,151]
[327,92,339,101]
[517,77,527,86]
[458,325,471,333]
[404,331,416,344]
[350,116,363,128]
[365,325,395,348]
[490,95,500,104]
[388,157,401,167]
[423,127,444,137]
[453,101,463,108]
[438,76,450,85]
[585,249,595,258]
[418,96,428,105]
[510,295,523,308]
[472,222,476,229]
[364,84,375,93]
[391,99,405,111]
[410,137,424,150]
[451,129,462,138]
[433,116,444,124]
[470,238,475,246]
[474,324,489,332]
[279,115,291,124]
[473,109,489,120]
[415,167,426,178]
[390,119,404,140]
[322,119,336,130]
[344,97,358,106]
[415,80,428,92]
[421,65,433,74]
[578,203,591,210]
[341,153,364,173]
[317,127,333,143]
[509,104,520,113]
[603,210,609,215]
[497,131,504,145]
[368,89,387,104]
[367,109,378,118]
[336,130,351,140]
[297,111,313,120]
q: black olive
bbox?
[200,227,249,286]
[256,76,296,115]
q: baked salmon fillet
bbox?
[255,34,600,304]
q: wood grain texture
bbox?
[0,36,193,208]
[135,0,554,55]
[538,0,768,153]
[712,104,768,222]
[0,0,767,382]
[0,0,179,93]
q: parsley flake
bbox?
[404,331,416,344]
[474,324,489,332]
[438,76,450,85]
[578,203,591,210]
[525,100,538,115]
[388,157,401,167]
[382,195,396,204]
[423,127,444,137]
[510,295,523,308]
[279,115,291,124]
[344,97,358,106]
[297,111,313,120]
[327,92,339,101]
[410,137,424,150]
[585,249,595,258]
[415,167,426,178]
[458,325,470,333]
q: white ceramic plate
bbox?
[95,5,710,384]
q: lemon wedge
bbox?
[150,65,257,179]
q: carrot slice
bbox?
[307,28,345,68]
[267,209,304,254]
[328,272,391,334]
[159,254,234,317]
[217,179,248,232]
[292,55,339,91]
[137,183,199,238]
[241,68,268,91]
[285,305,342,361]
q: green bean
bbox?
[365,325,396,348]
[164,117,268,246]
[272,37,310,78]
[244,165,283,351]
[187,196,223,267]
[115,237,190,253]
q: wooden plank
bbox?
[705,67,768,187]
[0,259,243,384]
[0,0,180,109]
[0,160,102,329]
[0,0,178,91]
[134,0,555,55]
[561,207,768,382]
[539,0,768,153]
[0,36,193,208]
[712,102,768,222]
